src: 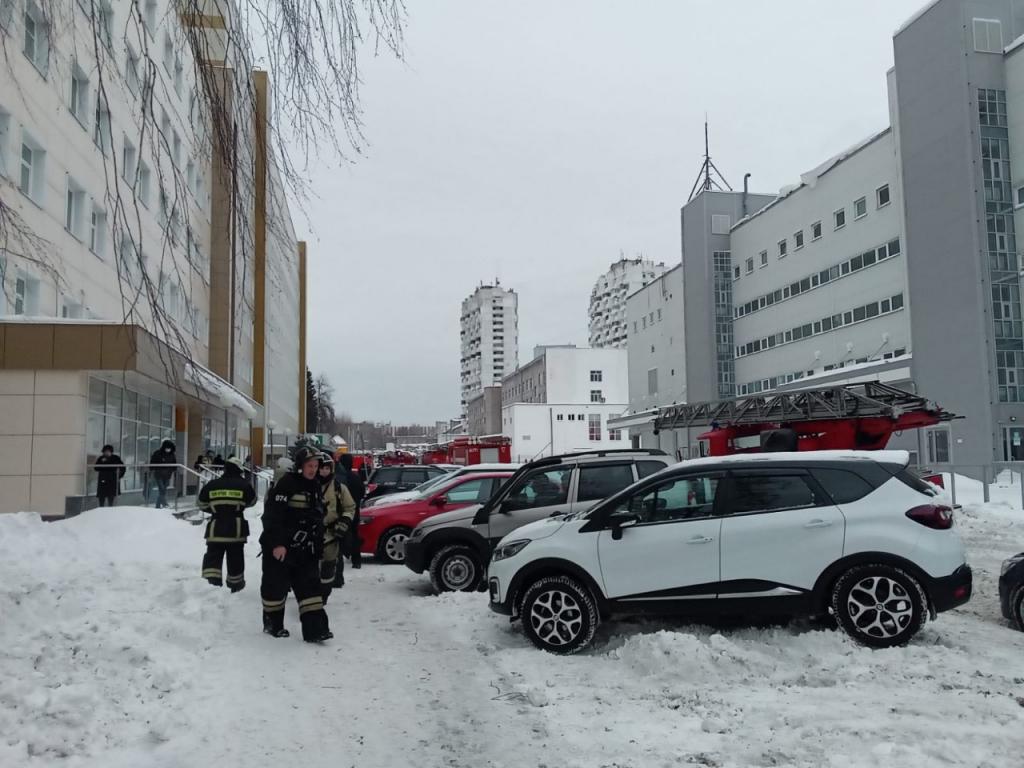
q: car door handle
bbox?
[687,536,714,544]
[803,519,833,529]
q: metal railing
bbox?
[84,462,271,512]
[922,462,1024,510]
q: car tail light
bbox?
[905,504,954,530]
[923,473,945,489]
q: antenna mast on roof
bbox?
[688,118,733,202]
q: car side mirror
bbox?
[430,495,447,507]
[609,512,639,541]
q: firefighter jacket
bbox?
[261,473,326,560]
[321,478,356,544]
[198,472,257,543]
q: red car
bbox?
[359,472,513,564]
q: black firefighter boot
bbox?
[262,612,290,638]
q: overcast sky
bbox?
[300,0,922,425]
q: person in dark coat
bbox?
[336,453,366,571]
[259,447,333,642]
[149,439,177,509]
[94,444,126,507]
[212,454,225,468]
[199,456,257,592]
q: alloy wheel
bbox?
[846,576,914,639]
[528,589,583,647]
[384,532,408,562]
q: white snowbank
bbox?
[1,503,1023,767]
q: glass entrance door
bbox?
[1004,427,1024,461]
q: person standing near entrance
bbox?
[259,447,333,642]
[94,444,125,507]
[199,456,257,592]
[149,440,177,508]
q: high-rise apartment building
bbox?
[588,258,665,348]
[460,282,518,415]
[0,1,306,515]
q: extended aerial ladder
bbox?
[653,381,959,456]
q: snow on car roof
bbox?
[667,450,910,472]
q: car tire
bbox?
[519,575,598,655]
[429,545,483,593]
[376,527,412,565]
[1011,586,1024,631]
[831,564,927,648]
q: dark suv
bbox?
[365,465,450,500]
[402,449,671,593]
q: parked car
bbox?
[403,449,672,593]
[365,465,451,500]
[487,450,973,654]
[363,463,521,509]
[999,551,1024,629]
[360,472,514,564]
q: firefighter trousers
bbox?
[203,542,246,590]
[320,539,343,601]
[261,553,329,641]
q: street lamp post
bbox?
[267,420,277,467]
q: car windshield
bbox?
[409,471,459,498]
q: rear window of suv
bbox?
[371,467,401,483]
[810,468,877,504]
[894,468,939,497]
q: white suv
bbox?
[487,451,973,654]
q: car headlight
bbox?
[492,540,530,562]
[1001,554,1024,575]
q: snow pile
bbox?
[1,503,1023,767]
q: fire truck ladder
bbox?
[654,381,957,432]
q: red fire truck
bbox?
[420,435,512,466]
[654,381,958,459]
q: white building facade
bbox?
[459,282,518,415]
[500,346,629,461]
[588,257,665,348]
[0,1,306,515]
[730,129,910,396]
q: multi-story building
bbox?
[500,345,629,461]
[612,189,775,450]
[459,282,518,416]
[0,2,306,515]
[466,386,502,436]
[730,129,910,397]
[587,257,665,348]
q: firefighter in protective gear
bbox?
[198,456,257,592]
[317,454,356,602]
[259,447,333,642]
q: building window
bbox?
[854,197,867,219]
[760,250,768,267]
[138,161,151,207]
[126,46,141,96]
[877,184,891,208]
[144,0,157,32]
[733,265,740,280]
[19,137,45,203]
[93,97,111,154]
[122,138,137,183]
[23,1,49,75]
[979,88,1008,127]
[65,178,86,238]
[834,208,846,230]
[172,131,181,166]
[745,257,754,274]
[13,272,39,315]
[590,369,602,382]
[647,368,658,396]
[973,18,1003,54]
[556,414,564,421]
[163,33,174,74]
[0,109,9,178]
[567,414,575,421]
[711,214,731,235]
[590,390,603,403]
[811,221,822,240]
[794,230,804,250]
[94,0,113,50]
[778,239,787,258]
[70,64,89,126]
[588,414,601,442]
[173,55,184,97]
[608,429,621,441]
[90,206,106,256]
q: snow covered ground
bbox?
[2,498,1023,768]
